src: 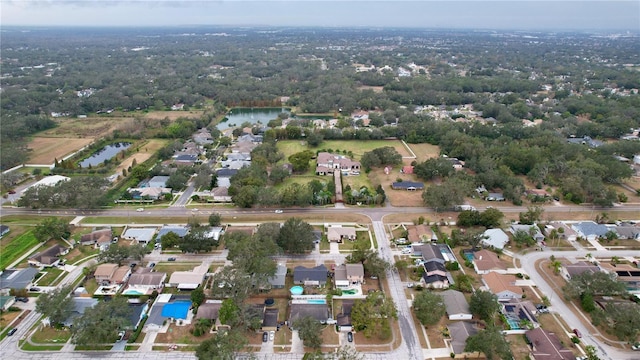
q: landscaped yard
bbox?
[64,246,100,265]
[338,230,373,252]
[35,267,65,286]
[0,231,40,270]
[30,326,72,344]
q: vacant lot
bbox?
[0,231,39,270]
[405,143,440,163]
[367,165,425,207]
[114,139,169,175]
[143,110,204,120]
[277,139,411,160]
[27,137,94,165]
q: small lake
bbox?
[79,142,131,168]
[217,108,290,130]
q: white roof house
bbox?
[168,264,207,290]
[22,175,70,194]
[482,229,510,250]
[122,227,157,244]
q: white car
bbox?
[274,209,283,214]
[136,208,144,212]
[269,331,275,341]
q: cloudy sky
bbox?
[1,0,638,31]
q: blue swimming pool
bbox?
[506,318,521,330]
[464,252,475,262]
[307,299,326,304]
[161,301,191,319]
[290,286,304,295]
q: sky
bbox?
[1,0,639,31]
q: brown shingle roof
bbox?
[482,272,521,297]
[474,249,507,271]
[526,328,576,360]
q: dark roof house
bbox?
[293,265,328,286]
[525,327,576,360]
[391,181,424,190]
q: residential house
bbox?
[128,187,171,200]
[327,226,357,243]
[204,227,224,242]
[613,226,640,240]
[561,261,601,280]
[293,265,328,287]
[195,301,229,332]
[482,272,523,301]
[440,290,472,320]
[473,249,508,274]
[336,300,354,332]
[567,135,603,148]
[94,263,131,286]
[0,225,9,238]
[127,303,148,330]
[0,268,39,292]
[0,296,15,311]
[215,168,238,188]
[174,154,198,165]
[391,181,425,190]
[448,321,478,354]
[262,308,279,331]
[268,263,287,289]
[407,224,436,243]
[486,192,505,201]
[121,227,157,244]
[125,269,166,295]
[167,264,207,290]
[571,221,609,241]
[315,152,361,175]
[156,226,189,241]
[80,228,112,246]
[599,263,640,293]
[445,157,465,170]
[289,303,329,325]
[146,176,170,189]
[482,229,510,250]
[63,297,99,327]
[334,263,364,288]
[544,222,577,242]
[421,262,450,289]
[414,243,446,264]
[211,187,232,203]
[510,224,545,242]
[502,299,539,327]
[28,245,67,267]
[192,128,214,145]
[525,328,576,360]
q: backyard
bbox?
[0,231,39,270]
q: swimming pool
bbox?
[506,318,521,330]
[464,252,475,262]
[290,286,304,295]
[122,289,144,296]
[342,289,357,295]
[307,299,326,304]
[161,301,191,319]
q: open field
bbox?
[367,165,425,207]
[40,116,132,138]
[27,137,94,165]
[0,231,39,270]
[143,110,204,120]
[405,143,440,162]
[114,139,169,175]
[277,139,411,160]
[357,85,384,93]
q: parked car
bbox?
[8,190,16,194]
[136,208,144,212]
[407,283,414,288]
[347,332,353,342]
[573,329,582,338]
[29,287,40,292]
[262,332,268,342]
[631,343,640,351]
[149,262,156,268]
[16,297,29,303]
[274,209,283,214]
[7,328,17,336]
[269,331,275,341]
[167,257,176,262]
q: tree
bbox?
[218,298,240,326]
[563,271,627,299]
[97,243,148,265]
[35,284,74,326]
[422,178,470,211]
[351,292,397,339]
[191,287,205,308]
[277,217,314,254]
[464,325,514,360]
[293,315,323,349]
[346,242,391,278]
[160,231,180,249]
[33,217,70,242]
[512,230,536,247]
[412,290,446,327]
[195,329,247,360]
[605,302,640,341]
[519,206,543,225]
[480,208,505,228]
[208,212,222,226]
[179,226,218,253]
[288,150,315,173]
[584,345,601,360]
[71,296,132,345]
[470,290,500,323]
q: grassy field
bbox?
[0,231,39,270]
[114,139,169,176]
[277,139,411,160]
[27,137,94,165]
[30,326,72,344]
[405,143,440,162]
[35,267,64,286]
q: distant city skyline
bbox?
[1,1,638,31]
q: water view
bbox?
[79,142,131,167]
[217,107,290,130]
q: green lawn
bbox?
[277,139,408,160]
[30,326,72,344]
[338,231,373,252]
[36,267,65,286]
[0,231,40,270]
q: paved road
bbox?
[518,249,640,360]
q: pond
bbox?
[79,142,131,168]
[217,107,290,130]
